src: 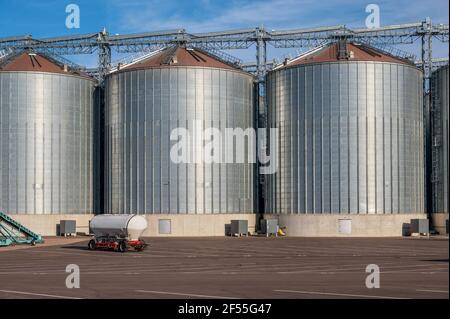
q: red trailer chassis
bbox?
[88,237,147,252]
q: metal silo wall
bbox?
[105,67,255,214]
[431,66,449,214]
[0,72,95,214]
[265,62,424,214]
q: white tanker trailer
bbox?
[88,214,148,252]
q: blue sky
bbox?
[0,0,448,67]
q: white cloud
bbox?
[115,0,341,32]
[113,0,448,33]
[108,0,448,62]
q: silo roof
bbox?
[118,46,243,72]
[0,51,93,79]
[278,42,415,68]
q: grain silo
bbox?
[430,65,449,234]
[0,51,97,235]
[265,41,425,236]
[105,46,256,236]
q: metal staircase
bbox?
[0,212,44,246]
[431,74,443,213]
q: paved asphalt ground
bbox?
[0,237,448,299]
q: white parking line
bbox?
[278,263,447,274]
[135,289,237,299]
[0,289,83,299]
[416,289,449,294]
[386,267,449,274]
[274,289,410,299]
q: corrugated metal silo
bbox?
[0,51,96,215]
[105,46,256,235]
[265,42,426,236]
[431,65,449,234]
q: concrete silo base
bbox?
[141,214,257,237]
[9,214,94,236]
[12,213,431,237]
[7,213,257,237]
[431,213,449,235]
[264,213,427,237]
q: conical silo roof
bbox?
[276,42,415,69]
[117,46,244,72]
[0,51,92,79]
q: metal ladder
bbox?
[0,212,44,246]
[431,75,442,212]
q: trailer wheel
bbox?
[118,240,128,253]
[135,240,146,252]
[88,239,96,250]
[31,240,36,246]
